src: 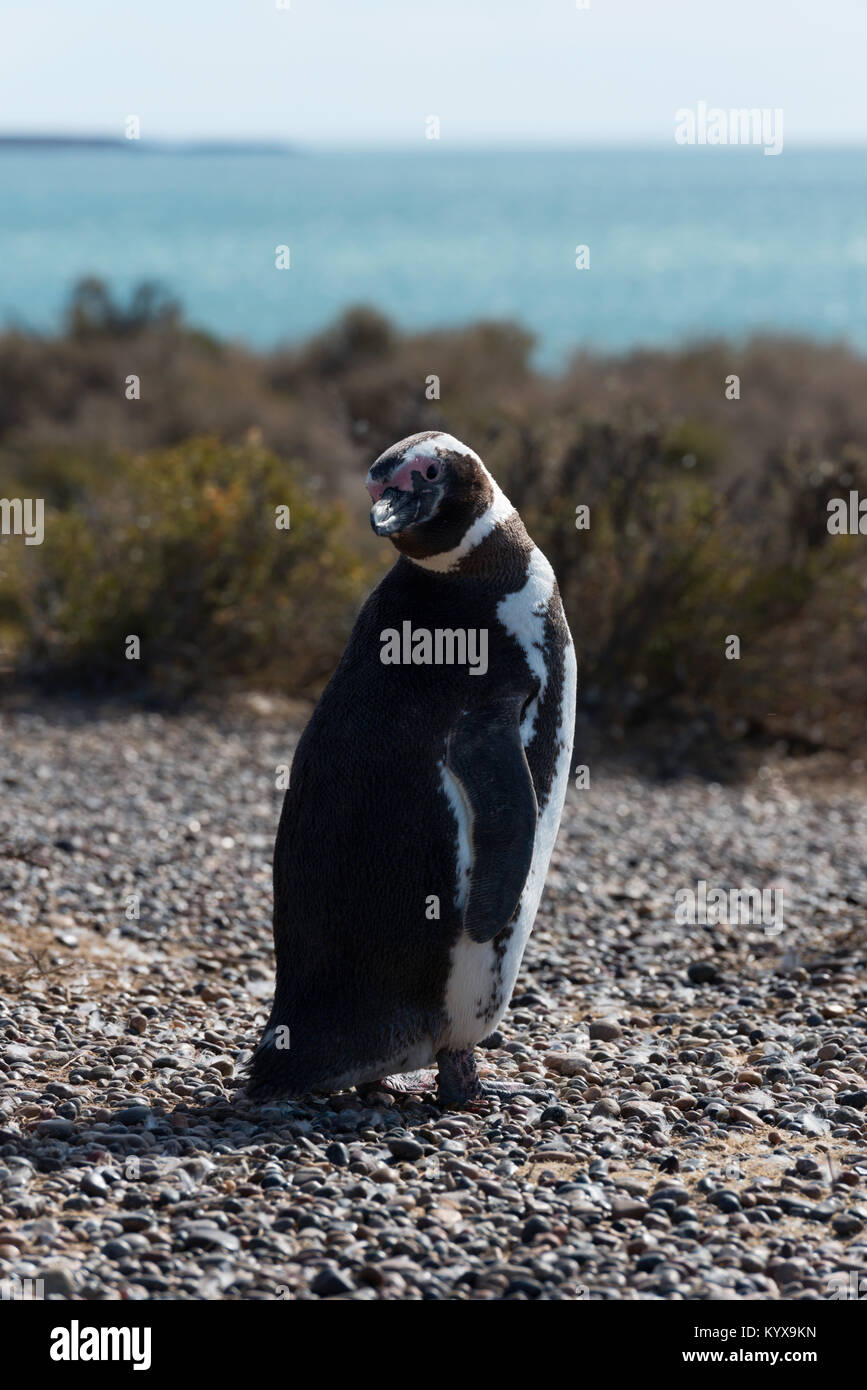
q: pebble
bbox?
[687,962,718,984]
[832,1212,865,1237]
[310,1268,354,1297]
[386,1138,425,1162]
[35,1119,74,1138]
[610,1198,649,1219]
[589,1020,622,1042]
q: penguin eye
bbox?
[425,463,440,480]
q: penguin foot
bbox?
[473,1080,555,1105]
[356,1071,437,1102]
[435,1047,484,1107]
[436,1048,554,1108]
[358,1055,554,1110]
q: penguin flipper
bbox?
[446,698,538,945]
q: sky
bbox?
[1,0,865,147]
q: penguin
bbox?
[249,430,577,1107]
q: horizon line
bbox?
[2,132,867,154]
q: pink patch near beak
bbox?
[366,457,432,502]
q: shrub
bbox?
[2,436,373,698]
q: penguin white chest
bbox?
[439,547,577,1051]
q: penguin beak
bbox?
[370,483,439,537]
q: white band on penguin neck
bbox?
[410,483,515,573]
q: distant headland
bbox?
[0,134,297,154]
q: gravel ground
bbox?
[1,695,865,1302]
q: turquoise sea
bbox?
[2,146,866,367]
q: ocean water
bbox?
[2,146,866,367]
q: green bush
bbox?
[504,419,866,753]
[2,436,373,697]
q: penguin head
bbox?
[366,431,513,566]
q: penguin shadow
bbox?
[170,1071,552,1151]
[155,1073,521,1161]
[210,1075,477,1142]
[10,1083,453,1190]
[10,1056,555,1206]
[191,1080,447,1135]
